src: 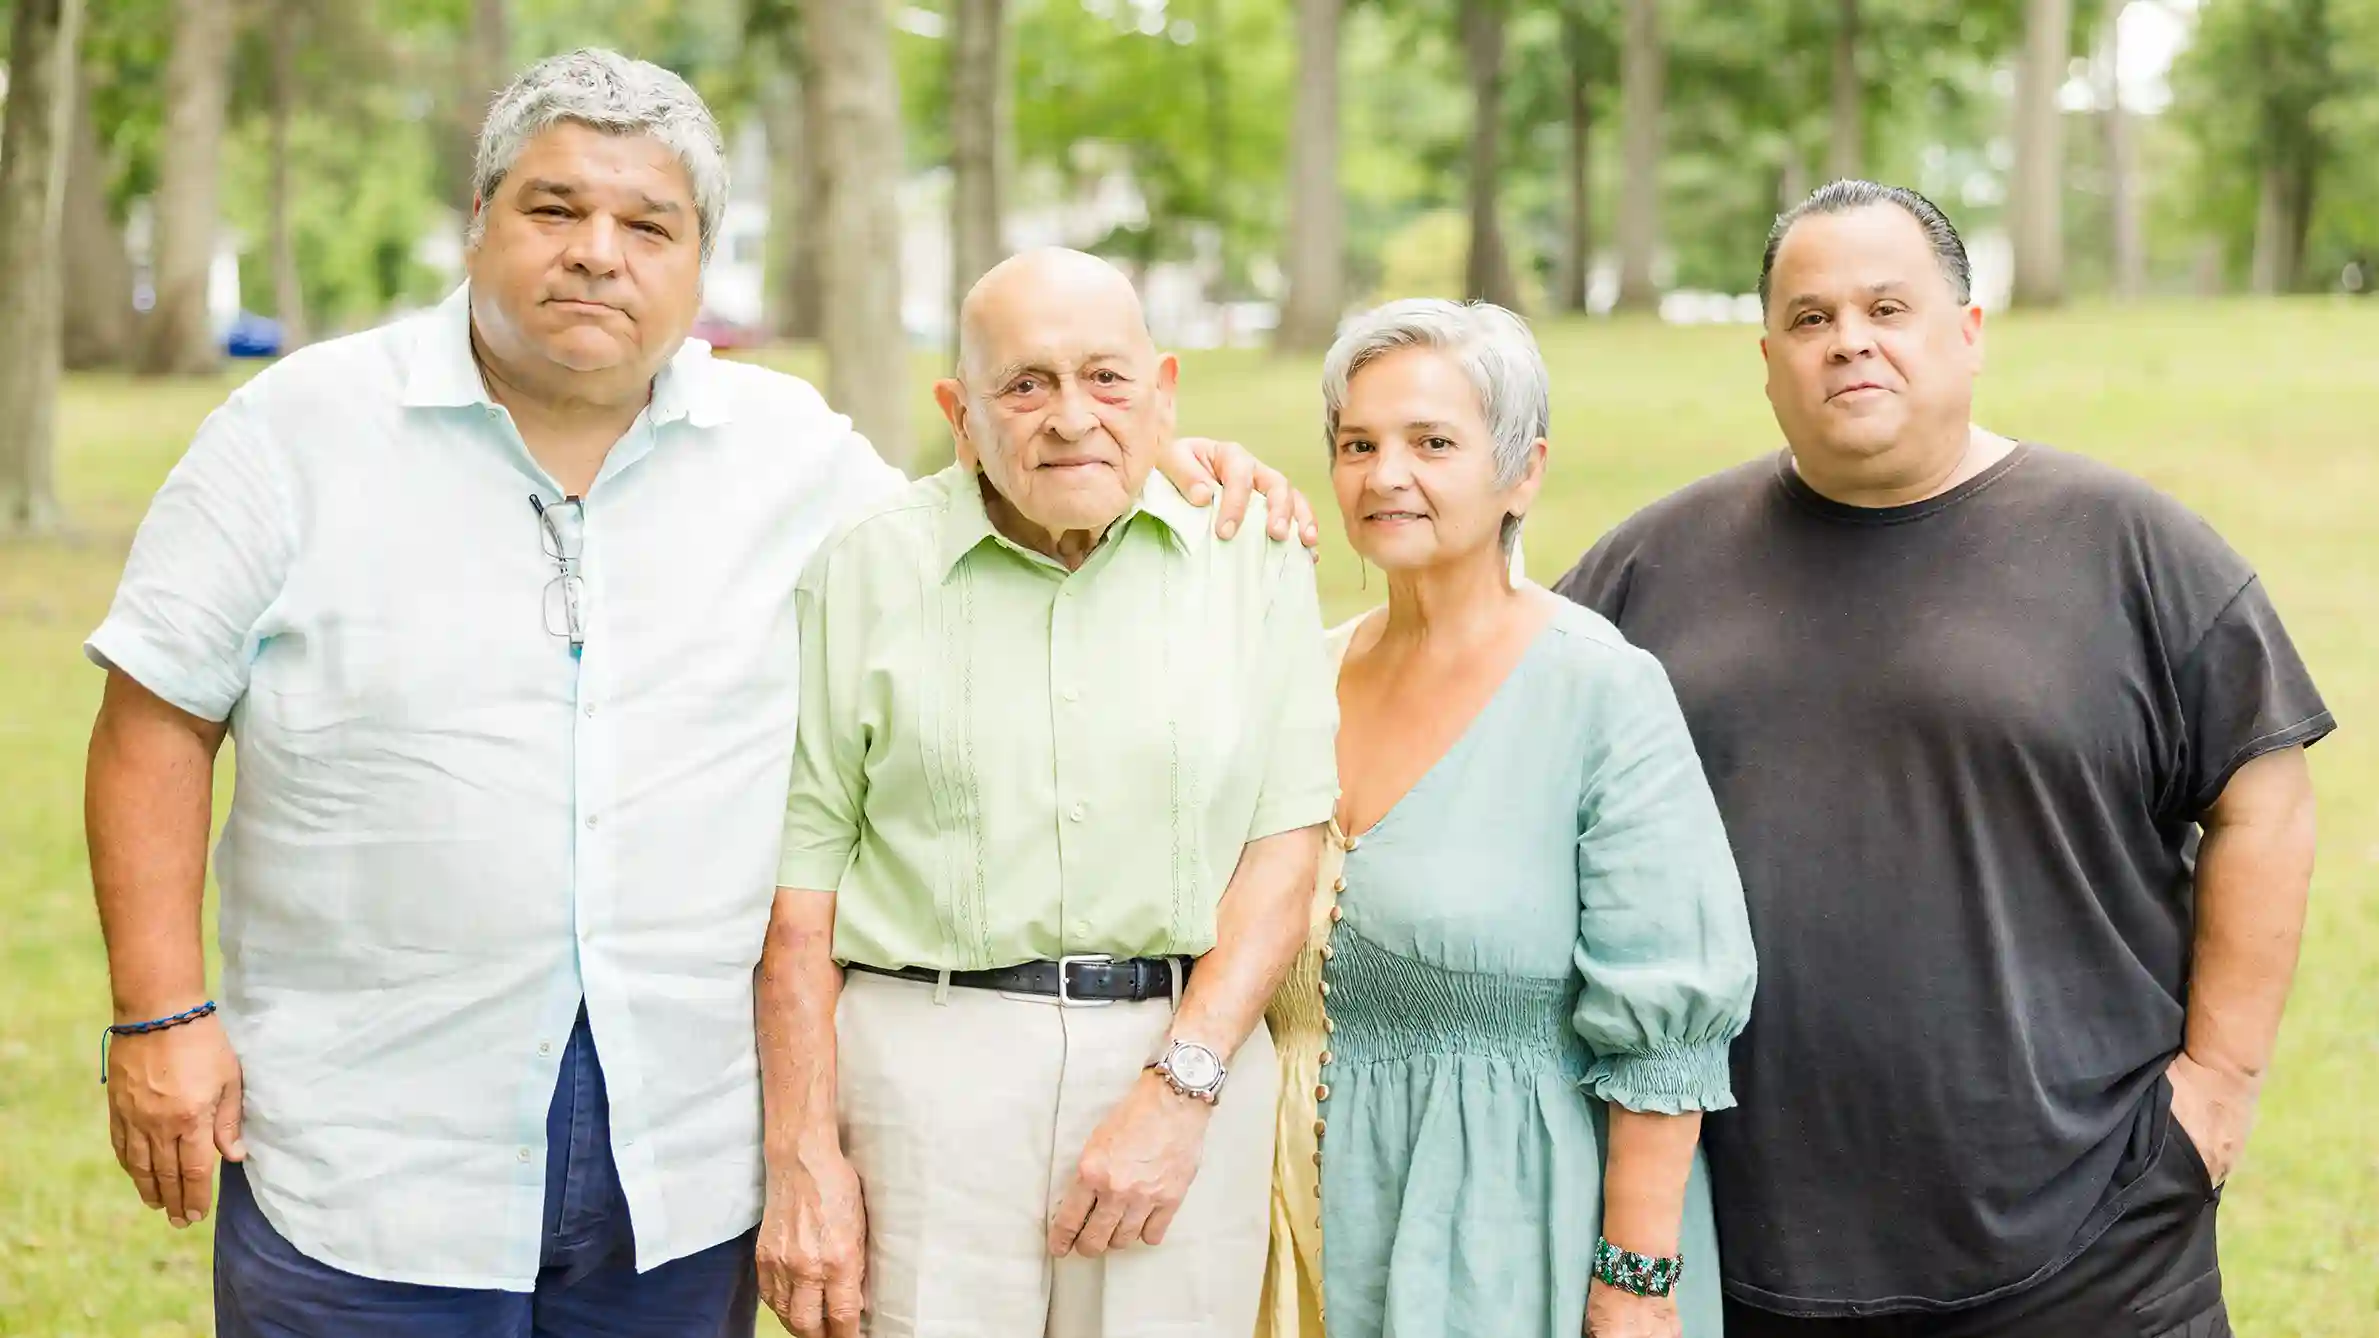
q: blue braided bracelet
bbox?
[99,1001,218,1083]
[1593,1237,1685,1297]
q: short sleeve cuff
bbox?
[1249,782,1337,842]
[774,844,856,893]
[1582,1040,1737,1115]
[83,625,241,723]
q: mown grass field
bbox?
[3,301,2373,1335]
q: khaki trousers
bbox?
[837,968,1279,1338]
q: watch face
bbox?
[1168,1043,1222,1090]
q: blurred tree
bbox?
[1551,0,1613,311]
[1613,0,1661,310]
[267,0,314,346]
[805,0,915,465]
[1275,0,1347,348]
[2008,0,2071,306]
[2097,1,2143,299]
[1829,0,1861,180]
[2170,0,2375,292]
[1460,0,1521,307]
[0,0,86,533]
[950,0,1013,320]
[63,68,136,368]
[138,0,236,375]
[1011,0,1290,289]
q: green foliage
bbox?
[1010,0,1290,290]
[2168,0,2379,288]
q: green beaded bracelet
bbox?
[1593,1237,1684,1297]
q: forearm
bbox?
[1172,824,1324,1055]
[85,673,224,1021]
[1599,1108,1702,1258]
[757,887,847,1160]
[2185,772,2317,1088]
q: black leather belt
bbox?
[846,953,1191,1005]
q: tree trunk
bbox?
[138,0,234,376]
[2009,0,2070,308]
[1556,6,1593,313]
[2249,166,2289,294]
[949,0,1008,324]
[1275,0,1345,348]
[470,0,511,141]
[0,0,86,534]
[1201,0,1234,326]
[2099,1,2142,300]
[805,0,915,469]
[1828,0,1861,182]
[63,65,134,370]
[2249,157,2315,295]
[448,0,510,212]
[268,1,308,348]
[761,60,823,341]
[1614,0,1662,312]
[1461,0,1520,309]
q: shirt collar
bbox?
[399,282,734,429]
[937,466,1203,581]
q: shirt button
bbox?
[585,815,599,830]
[517,1147,532,1163]
[537,1040,553,1056]
[1071,919,1092,938]
[1061,687,1080,703]
[583,702,598,718]
[1069,803,1086,822]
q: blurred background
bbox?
[2,0,2378,475]
[2,1,2375,1335]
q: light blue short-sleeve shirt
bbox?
[84,285,902,1289]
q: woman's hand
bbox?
[1585,1278,1683,1338]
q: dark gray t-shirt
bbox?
[1555,444,2334,1315]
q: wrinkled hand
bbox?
[1048,1073,1213,1257]
[106,1013,243,1229]
[1585,1280,1682,1338]
[2167,1052,2258,1187]
[757,1141,869,1338]
[1164,437,1322,551]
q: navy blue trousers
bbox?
[213,1010,759,1338]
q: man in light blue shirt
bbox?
[83,48,1311,1335]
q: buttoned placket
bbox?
[1050,573,1091,953]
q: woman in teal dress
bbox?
[1301,299,1756,1337]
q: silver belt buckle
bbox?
[1003,953,1116,1008]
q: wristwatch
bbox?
[1146,1037,1228,1104]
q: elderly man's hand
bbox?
[1161,438,1322,551]
[758,1139,869,1338]
[1048,1071,1214,1257]
[106,1013,244,1229]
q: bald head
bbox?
[933,247,1179,553]
[956,247,1155,387]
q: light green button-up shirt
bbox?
[777,464,1339,970]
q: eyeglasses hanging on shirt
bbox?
[530,494,586,656]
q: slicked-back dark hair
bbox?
[1759,180,1973,313]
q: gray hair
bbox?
[1320,299,1550,556]
[1760,179,1973,312]
[469,49,729,264]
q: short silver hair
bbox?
[1321,298,1550,555]
[469,49,729,264]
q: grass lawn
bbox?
[3,301,2374,1335]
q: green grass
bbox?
[4,302,2375,1334]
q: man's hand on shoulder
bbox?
[1159,437,1322,551]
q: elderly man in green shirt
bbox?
[754,248,1337,1338]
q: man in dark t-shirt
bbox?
[1556,182,2332,1337]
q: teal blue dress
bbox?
[1317,600,1757,1337]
